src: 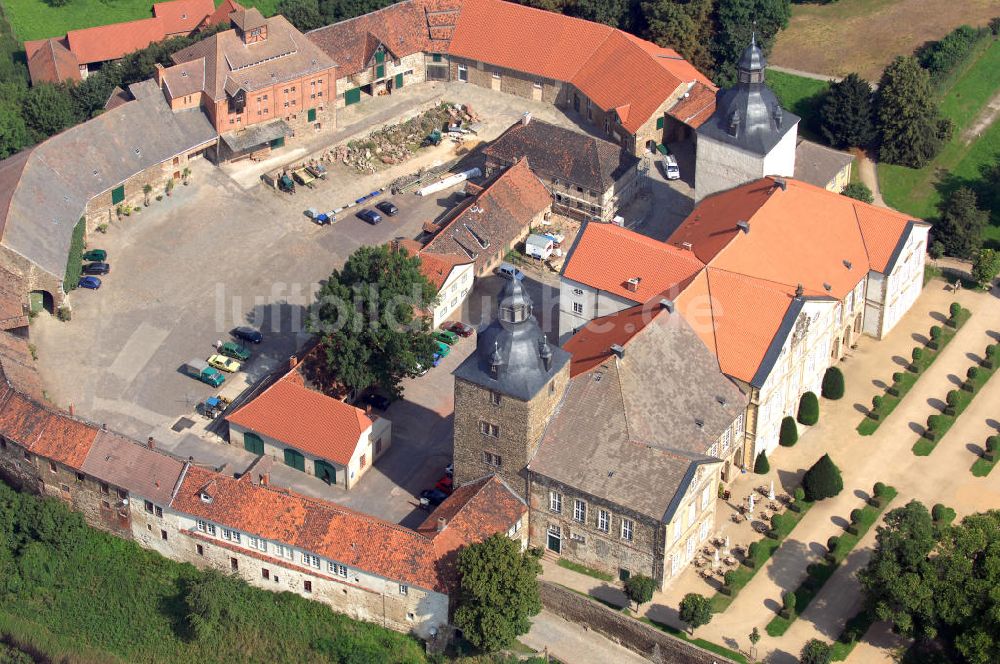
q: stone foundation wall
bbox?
[538,580,737,664]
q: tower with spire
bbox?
[451,278,571,498]
[694,34,800,201]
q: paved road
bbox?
[521,610,651,664]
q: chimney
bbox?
[795,283,804,297]
[437,517,448,532]
[625,276,641,292]
[69,404,74,416]
[288,355,299,369]
[521,112,531,126]
[146,436,155,450]
[153,63,165,86]
[823,282,832,292]
[659,299,675,313]
[610,344,625,359]
[843,259,852,270]
[773,177,787,191]
[736,220,750,234]
[681,241,693,251]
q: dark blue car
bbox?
[77,276,102,290]
[232,326,263,344]
[356,208,382,225]
[419,488,448,508]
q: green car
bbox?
[82,249,107,262]
[219,341,251,362]
[435,340,450,357]
[433,329,459,345]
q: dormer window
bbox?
[199,492,213,504]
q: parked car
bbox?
[435,340,450,358]
[82,262,110,275]
[82,249,107,262]
[431,353,442,367]
[419,488,448,508]
[360,392,391,411]
[77,276,102,289]
[219,341,251,362]
[433,329,459,345]
[356,209,382,225]
[444,321,474,337]
[207,354,241,373]
[496,262,525,281]
[435,475,453,495]
[182,359,224,387]
[663,154,680,180]
[375,201,398,216]
[232,327,263,344]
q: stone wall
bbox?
[0,244,65,310]
[538,580,737,664]
[449,57,563,107]
[335,52,427,108]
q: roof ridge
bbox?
[850,198,875,267]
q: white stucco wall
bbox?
[431,263,475,328]
[761,125,798,179]
[879,226,928,338]
[695,122,798,202]
[557,275,638,343]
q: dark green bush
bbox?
[872,395,883,412]
[827,535,840,551]
[892,372,905,383]
[874,482,888,497]
[779,416,799,447]
[932,503,956,524]
[794,487,806,502]
[821,366,845,400]
[946,390,961,407]
[930,325,942,340]
[797,391,820,426]
[918,25,986,82]
[754,451,770,474]
[912,347,924,361]
[802,454,843,501]
[850,508,864,524]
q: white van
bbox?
[663,154,680,180]
[525,234,555,260]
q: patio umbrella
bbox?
[748,493,755,515]
[769,480,776,501]
[724,536,730,556]
[713,549,720,568]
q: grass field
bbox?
[767,70,830,141]
[879,38,1000,244]
[2,0,278,42]
[771,0,1000,81]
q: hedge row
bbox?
[858,303,971,435]
[917,24,991,84]
[913,341,998,456]
[708,489,814,614]
[765,484,897,636]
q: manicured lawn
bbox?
[766,70,830,141]
[639,617,748,664]
[858,305,970,435]
[5,0,278,42]
[709,496,814,613]
[879,38,1000,238]
[971,454,997,477]
[556,558,614,582]
[765,487,897,637]
[913,344,997,455]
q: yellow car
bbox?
[207,354,241,373]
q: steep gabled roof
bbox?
[65,18,167,65]
[153,0,215,34]
[26,38,81,85]
[81,431,186,504]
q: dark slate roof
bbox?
[483,118,640,192]
[0,85,217,281]
[530,307,746,522]
[697,40,799,156]
[80,431,186,505]
[454,278,570,401]
[793,139,855,189]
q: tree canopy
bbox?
[800,639,832,664]
[971,248,1000,289]
[277,0,325,31]
[309,245,438,397]
[819,73,875,149]
[624,574,657,609]
[875,56,952,168]
[678,593,713,633]
[453,534,542,652]
[841,182,874,204]
[802,453,843,501]
[710,0,791,86]
[934,187,988,259]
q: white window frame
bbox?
[573,302,584,315]
[597,509,609,532]
[672,520,681,543]
[399,584,408,595]
[701,485,711,511]
[549,491,562,513]
[573,499,586,523]
[620,518,633,541]
[303,553,320,568]
[222,528,241,544]
[328,562,348,577]
[197,520,216,536]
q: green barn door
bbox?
[243,432,264,456]
[345,88,361,105]
[394,73,403,88]
[375,64,385,79]
[307,108,316,122]
[314,460,337,485]
[111,185,125,205]
[283,448,305,471]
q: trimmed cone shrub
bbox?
[779,416,799,447]
[754,451,770,474]
[798,391,820,426]
[871,395,883,418]
[827,535,840,551]
[802,454,843,501]
[949,302,962,320]
[932,503,956,524]
[821,366,845,400]
[781,590,797,619]
[873,482,888,497]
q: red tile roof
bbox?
[225,371,374,466]
[174,466,447,590]
[667,81,717,129]
[203,0,244,28]
[562,303,660,377]
[418,251,474,290]
[153,0,214,35]
[0,390,99,468]
[25,39,81,85]
[562,221,704,304]
[65,18,167,65]
[854,203,915,272]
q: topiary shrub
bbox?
[802,454,843,501]
[986,435,999,462]
[780,591,797,619]
[949,302,962,323]
[870,395,883,419]
[983,344,998,370]
[965,366,982,392]
[779,416,799,447]
[746,542,760,568]
[874,481,888,497]
[910,347,924,372]
[826,535,840,562]
[928,326,942,350]
[821,367,845,400]
[945,389,961,416]
[797,391,820,426]
[850,508,864,524]
[754,451,770,474]
[932,503,956,525]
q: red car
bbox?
[435,475,454,495]
[444,321,474,337]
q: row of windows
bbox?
[549,492,634,541]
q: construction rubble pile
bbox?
[330,102,480,174]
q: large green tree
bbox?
[308,245,437,397]
[21,83,80,141]
[641,0,716,74]
[800,639,832,664]
[971,248,1000,289]
[934,187,987,259]
[277,0,324,31]
[454,534,542,652]
[0,97,31,159]
[710,0,791,86]
[802,453,842,501]
[875,56,952,168]
[819,73,875,149]
[678,593,713,633]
